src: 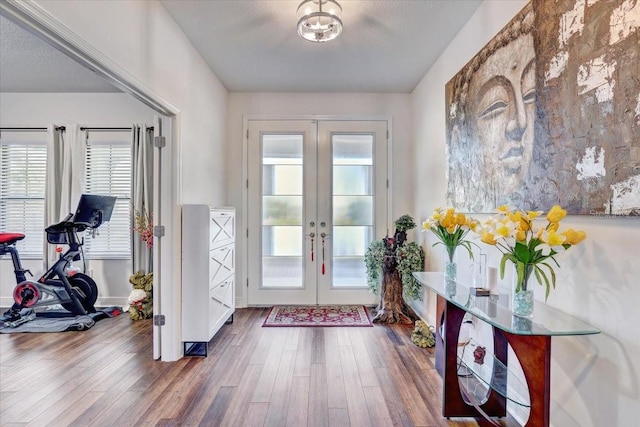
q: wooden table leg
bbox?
[500,330,551,427]
[440,298,507,419]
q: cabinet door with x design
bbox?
[182,205,235,353]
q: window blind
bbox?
[84,139,131,259]
[0,140,46,258]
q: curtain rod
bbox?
[80,126,154,131]
[0,126,66,131]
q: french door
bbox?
[247,119,388,305]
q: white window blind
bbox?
[84,138,131,259]
[0,139,46,258]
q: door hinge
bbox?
[153,314,165,326]
[246,179,249,189]
[154,135,166,148]
[246,278,249,287]
[387,179,389,188]
[246,129,249,139]
[246,229,249,238]
[153,225,166,238]
[387,130,389,140]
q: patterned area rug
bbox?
[263,305,372,327]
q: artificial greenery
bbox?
[394,214,417,232]
[411,320,435,348]
[364,239,386,294]
[364,215,425,301]
[396,242,424,300]
[127,271,153,320]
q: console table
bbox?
[412,272,600,426]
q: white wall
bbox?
[412,1,640,426]
[0,92,155,307]
[227,92,413,307]
[26,0,229,361]
[33,0,229,207]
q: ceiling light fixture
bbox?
[296,0,343,43]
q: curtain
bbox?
[131,125,154,274]
[44,125,85,270]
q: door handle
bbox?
[306,232,315,261]
[320,232,330,274]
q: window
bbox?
[84,135,131,259]
[0,136,47,258]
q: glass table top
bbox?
[412,272,600,336]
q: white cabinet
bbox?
[181,205,235,356]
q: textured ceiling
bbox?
[161,0,483,93]
[0,1,482,94]
[0,15,118,93]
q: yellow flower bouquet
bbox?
[422,207,479,263]
[478,205,586,300]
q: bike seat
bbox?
[0,233,25,245]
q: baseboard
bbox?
[406,297,436,326]
[0,297,14,309]
[96,297,127,308]
[236,296,247,308]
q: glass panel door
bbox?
[247,121,317,305]
[247,119,388,306]
[317,120,387,305]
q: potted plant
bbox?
[365,214,424,323]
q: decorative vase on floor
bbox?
[511,262,534,318]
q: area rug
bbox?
[262,305,372,327]
[0,306,122,334]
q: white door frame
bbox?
[241,115,394,307]
[2,1,183,361]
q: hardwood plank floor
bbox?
[0,308,515,426]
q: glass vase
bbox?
[444,246,457,297]
[511,262,534,318]
[444,261,457,281]
[444,265,457,297]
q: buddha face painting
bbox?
[447,0,639,215]
[469,33,536,198]
[446,2,535,212]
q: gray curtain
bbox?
[131,125,154,274]
[44,124,85,270]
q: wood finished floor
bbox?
[0,308,506,426]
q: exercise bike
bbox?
[0,194,116,327]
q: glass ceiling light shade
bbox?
[297,0,343,43]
